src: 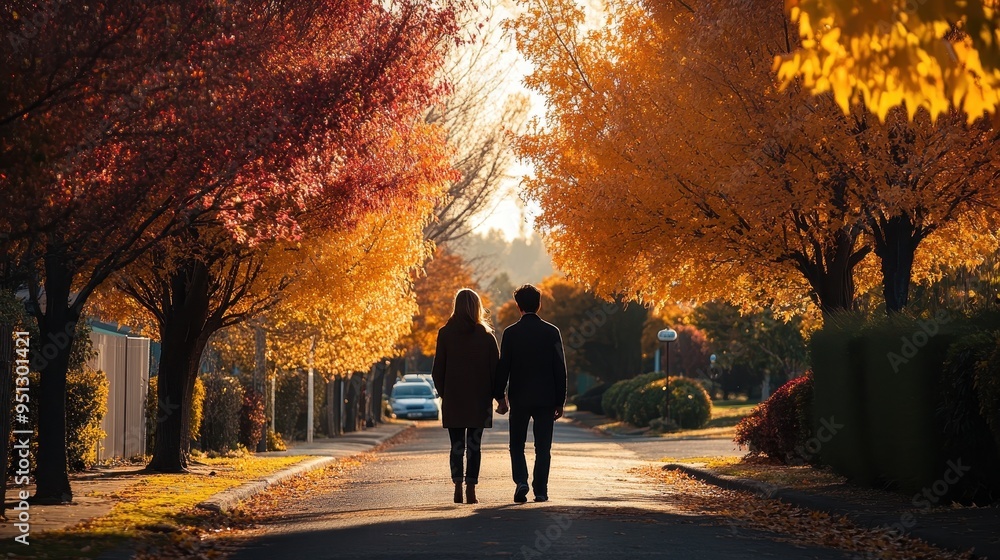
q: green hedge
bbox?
[811,310,1000,503]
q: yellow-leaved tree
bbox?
[775,0,1000,122]
[513,0,1000,316]
[403,246,488,358]
[264,202,437,376]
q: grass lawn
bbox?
[0,454,308,559]
[656,399,758,439]
[571,398,759,439]
[705,400,759,428]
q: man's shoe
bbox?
[514,484,530,503]
[534,495,549,502]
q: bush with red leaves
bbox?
[239,388,267,451]
[735,372,814,464]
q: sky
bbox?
[467,0,605,242]
[465,0,547,243]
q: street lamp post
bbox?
[657,328,677,421]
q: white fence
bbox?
[88,329,150,461]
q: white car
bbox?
[402,373,437,393]
[389,382,440,421]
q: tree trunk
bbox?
[33,253,79,504]
[370,363,385,425]
[798,229,868,316]
[253,325,267,452]
[344,372,362,433]
[873,214,920,314]
[147,261,210,473]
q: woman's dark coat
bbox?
[431,320,500,429]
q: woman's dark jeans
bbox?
[448,427,484,484]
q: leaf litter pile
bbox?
[134,426,417,560]
[644,466,977,560]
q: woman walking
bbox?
[431,288,501,504]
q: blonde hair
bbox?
[450,289,493,333]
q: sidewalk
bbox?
[666,463,1000,559]
[0,421,413,540]
[0,466,148,539]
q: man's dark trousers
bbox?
[509,406,554,496]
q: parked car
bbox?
[389,382,440,421]
[402,373,437,394]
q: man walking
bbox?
[494,284,568,503]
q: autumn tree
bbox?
[259,193,443,435]
[692,301,811,397]
[513,0,1000,319]
[2,1,304,501]
[775,0,1000,122]
[106,104,455,472]
[406,246,486,358]
[3,0,462,492]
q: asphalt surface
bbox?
[232,419,858,559]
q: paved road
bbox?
[232,419,856,560]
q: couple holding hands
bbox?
[430,284,567,505]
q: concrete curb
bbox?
[197,456,337,512]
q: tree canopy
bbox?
[775,0,1000,122]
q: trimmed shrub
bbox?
[18,369,108,473]
[66,367,110,470]
[812,310,1000,503]
[146,376,205,451]
[976,334,1000,450]
[603,373,712,429]
[735,372,813,464]
[605,372,663,420]
[600,380,627,420]
[239,388,266,450]
[623,377,666,427]
[573,383,608,414]
[199,373,244,453]
[666,377,713,429]
[266,428,287,451]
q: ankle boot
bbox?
[466,484,478,504]
[454,483,463,503]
